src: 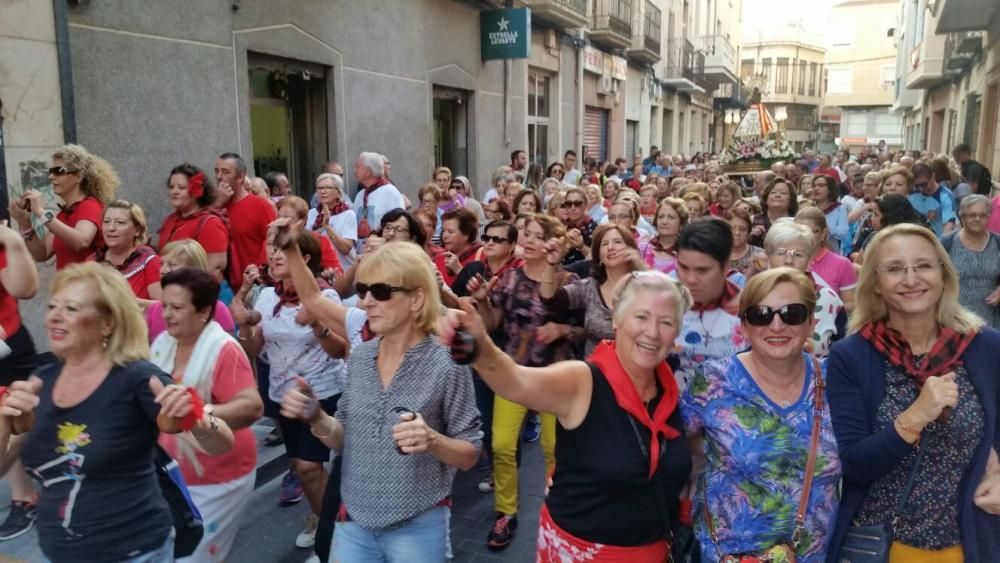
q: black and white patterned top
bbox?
[855,359,983,549]
[336,336,482,530]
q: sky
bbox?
[740,0,839,46]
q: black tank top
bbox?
[546,363,692,546]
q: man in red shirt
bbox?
[215,153,277,290]
[814,154,844,186]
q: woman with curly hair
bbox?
[9,144,119,270]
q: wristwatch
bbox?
[42,211,56,225]
[315,327,332,339]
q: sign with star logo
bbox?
[481,8,530,60]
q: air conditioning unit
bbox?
[598,75,614,95]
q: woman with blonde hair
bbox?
[639,197,688,274]
[827,224,1000,561]
[146,240,235,343]
[584,184,607,223]
[682,192,707,220]
[880,165,914,196]
[91,200,162,303]
[9,144,118,270]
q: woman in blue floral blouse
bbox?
[682,267,842,562]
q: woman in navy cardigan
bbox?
[826,223,1000,562]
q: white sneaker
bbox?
[296,514,319,548]
[478,472,495,493]
[304,555,320,563]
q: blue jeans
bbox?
[332,505,448,563]
[46,531,174,563]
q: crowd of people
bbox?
[0,141,998,562]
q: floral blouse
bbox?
[489,267,579,367]
[682,354,842,562]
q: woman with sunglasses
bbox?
[9,144,118,270]
[826,224,1000,562]
[561,187,596,265]
[546,162,566,184]
[683,267,842,563]
[279,238,481,563]
[441,270,692,562]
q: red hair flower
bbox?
[187,172,206,199]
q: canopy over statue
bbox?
[721,87,795,174]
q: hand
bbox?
[268,217,297,249]
[241,265,260,290]
[623,248,645,270]
[149,377,197,420]
[443,252,461,275]
[437,298,491,353]
[566,229,584,250]
[722,290,741,316]
[392,411,435,454]
[751,224,766,239]
[466,274,497,302]
[7,200,29,226]
[986,286,1000,306]
[229,298,254,326]
[0,377,42,418]
[542,237,567,266]
[295,307,317,327]
[975,472,1000,514]
[361,235,385,256]
[280,377,321,423]
[217,181,235,204]
[908,373,959,425]
[535,322,569,344]
[22,191,45,217]
[321,267,339,283]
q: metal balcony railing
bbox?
[664,37,704,82]
[690,34,736,74]
[643,1,661,53]
[943,30,982,76]
[593,0,633,37]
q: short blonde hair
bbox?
[738,267,817,319]
[852,224,983,334]
[103,199,149,245]
[52,144,120,203]
[794,206,828,232]
[764,220,817,258]
[50,262,149,365]
[639,184,658,197]
[433,166,452,182]
[612,271,690,324]
[656,197,689,226]
[276,195,310,221]
[355,241,441,335]
[526,212,567,240]
[161,239,209,270]
[880,166,914,191]
[418,183,442,202]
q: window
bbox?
[874,111,902,138]
[740,59,755,80]
[761,58,772,80]
[528,71,550,118]
[776,57,789,94]
[827,67,853,95]
[880,65,895,90]
[845,112,868,137]
[528,70,551,166]
[808,62,818,96]
[797,60,807,95]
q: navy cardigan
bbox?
[825,330,1000,562]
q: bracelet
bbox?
[192,414,219,440]
[238,326,257,341]
[895,418,922,440]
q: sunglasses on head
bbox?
[481,234,509,244]
[741,303,810,327]
[561,199,585,209]
[355,282,413,301]
[49,166,76,176]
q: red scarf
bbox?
[820,200,841,215]
[272,278,332,316]
[483,256,523,281]
[690,278,740,313]
[648,236,676,255]
[588,340,679,478]
[312,202,350,231]
[859,320,976,385]
[456,242,484,265]
[362,177,391,201]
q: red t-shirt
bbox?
[0,249,21,337]
[156,210,229,254]
[225,194,277,289]
[158,341,257,485]
[92,246,162,300]
[53,197,103,270]
[312,232,342,273]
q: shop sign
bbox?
[583,46,604,75]
[481,8,531,60]
[610,56,627,81]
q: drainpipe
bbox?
[575,28,585,156]
[0,100,7,221]
[54,0,77,143]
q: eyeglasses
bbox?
[741,303,810,327]
[769,248,809,261]
[382,224,410,236]
[876,261,942,280]
[315,185,337,191]
[481,235,510,244]
[49,166,77,176]
[551,169,564,175]
[355,282,413,301]
[960,212,989,220]
[561,199,585,209]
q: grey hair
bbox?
[316,173,345,193]
[764,219,817,258]
[612,271,691,325]
[497,173,517,186]
[358,152,385,177]
[959,194,991,216]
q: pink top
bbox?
[145,300,235,344]
[638,238,678,275]
[158,341,257,485]
[810,248,858,294]
[988,196,1000,235]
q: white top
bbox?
[254,287,347,402]
[482,188,499,203]
[344,307,368,350]
[674,307,748,392]
[564,169,583,186]
[307,208,358,270]
[352,182,405,229]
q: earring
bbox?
[102,336,109,349]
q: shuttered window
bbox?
[584,107,609,163]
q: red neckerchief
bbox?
[483,256,523,280]
[95,245,157,280]
[361,321,375,342]
[859,320,976,385]
[272,278,332,316]
[362,177,391,201]
[820,200,841,214]
[456,242,483,265]
[649,236,677,255]
[312,201,350,232]
[690,278,740,313]
[563,216,593,231]
[588,340,680,477]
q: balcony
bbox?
[590,0,633,50]
[690,34,738,90]
[943,31,983,79]
[905,34,945,90]
[518,0,589,29]
[936,0,999,34]
[661,38,705,93]
[712,81,749,111]
[627,1,661,65]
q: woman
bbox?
[847,172,883,258]
[602,178,620,209]
[639,198,688,274]
[232,232,346,552]
[467,213,578,549]
[763,222,846,358]
[682,192,707,220]
[436,207,482,286]
[810,175,849,252]
[15,263,233,563]
[146,240,235,343]
[151,267,262,562]
[541,224,645,355]
[795,207,858,311]
[92,200,162,303]
[853,194,927,262]
[280,240,481,562]
[413,207,445,258]
[798,174,815,201]
[277,196,342,277]
[561,187,596,265]
[585,184,607,223]
[10,144,117,270]
[941,194,1000,328]
[452,175,486,224]
[485,198,513,223]
[826,224,1000,561]
[750,178,799,247]
[307,173,358,271]
[543,178,564,207]
[881,165,914,196]
[441,271,692,561]
[711,182,740,217]
[546,162,566,184]
[503,182,526,208]
[683,267,842,562]
[728,206,767,278]
[418,183,444,242]
[513,189,542,215]
[156,163,229,280]
[639,186,658,223]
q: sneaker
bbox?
[0,501,37,541]
[486,513,517,550]
[295,514,319,548]
[263,426,284,447]
[477,472,495,493]
[279,471,304,506]
[304,556,320,563]
[522,415,541,442]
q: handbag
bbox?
[154,445,205,558]
[837,439,926,562]
[703,357,826,563]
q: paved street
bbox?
[0,420,544,562]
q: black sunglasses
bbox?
[481,235,509,244]
[49,166,77,176]
[561,199,585,209]
[355,282,413,301]
[741,303,810,327]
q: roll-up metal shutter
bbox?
[584,106,609,162]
